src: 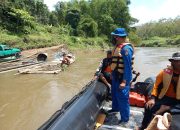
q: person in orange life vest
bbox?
[138,52,180,130]
[108,28,134,124]
[94,50,112,89]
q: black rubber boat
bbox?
[38,80,108,130]
[38,75,156,130]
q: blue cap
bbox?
[111,28,128,37]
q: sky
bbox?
[129,0,180,25]
[44,0,180,25]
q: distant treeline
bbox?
[0,0,179,49]
[136,17,180,47]
[0,0,140,44]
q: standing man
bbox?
[109,28,134,123]
[138,52,180,130]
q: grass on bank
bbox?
[0,25,110,51]
[138,36,180,47]
[1,24,179,50]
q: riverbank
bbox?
[137,36,180,47]
[1,26,179,49]
[0,26,110,51]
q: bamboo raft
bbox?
[18,63,62,74]
[18,54,75,74]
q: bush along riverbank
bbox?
[0,24,141,51]
[137,36,180,47]
[0,25,111,50]
[136,17,180,47]
[1,26,179,50]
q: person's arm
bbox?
[151,70,164,98]
[94,60,103,76]
[121,45,133,85]
[146,71,163,109]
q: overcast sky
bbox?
[44,0,180,25]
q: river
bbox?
[0,47,179,130]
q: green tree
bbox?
[55,2,67,25]
[49,11,58,26]
[89,0,132,30]
[65,8,80,29]
[79,0,90,15]
[35,1,49,24]
[77,17,98,37]
[0,6,35,33]
[98,14,115,36]
[137,17,180,39]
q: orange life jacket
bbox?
[159,67,180,99]
[104,66,112,73]
[110,43,134,74]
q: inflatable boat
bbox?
[38,80,108,130]
[38,76,156,130]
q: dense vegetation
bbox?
[0,0,179,50]
[136,17,180,47]
[0,0,140,50]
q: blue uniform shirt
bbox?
[121,45,134,84]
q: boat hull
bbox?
[38,80,108,130]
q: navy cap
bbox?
[111,28,128,37]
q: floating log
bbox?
[18,63,62,74]
[18,69,61,74]
[0,62,43,73]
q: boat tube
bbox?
[38,80,108,130]
[131,76,155,96]
[129,77,156,107]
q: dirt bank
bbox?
[0,44,69,72]
[21,44,67,58]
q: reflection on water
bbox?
[0,47,179,130]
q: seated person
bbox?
[138,52,180,130]
[94,50,112,89]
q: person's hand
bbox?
[119,81,126,89]
[92,76,98,81]
[145,99,155,109]
[107,83,111,88]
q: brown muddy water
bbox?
[0,47,179,130]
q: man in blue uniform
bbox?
[109,28,134,123]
